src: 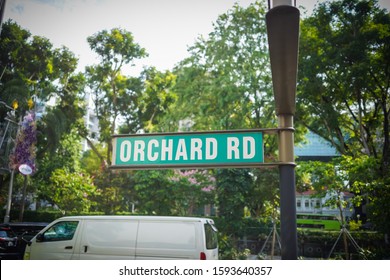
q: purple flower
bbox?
[9,110,37,174]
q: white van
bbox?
[23,216,218,260]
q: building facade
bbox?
[296,189,354,220]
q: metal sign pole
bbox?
[4,168,14,223]
[266,0,300,259]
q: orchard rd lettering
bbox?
[120,137,256,162]
[112,131,264,168]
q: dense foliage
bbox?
[0,1,389,253]
[297,0,390,235]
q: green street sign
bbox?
[111,130,264,169]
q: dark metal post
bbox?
[278,115,297,259]
[266,1,300,259]
[4,169,14,223]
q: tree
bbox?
[216,168,253,237]
[80,144,107,176]
[169,169,216,216]
[43,168,97,213]
[172,2,277,135]
[297,159,351,258]
[85,28,147,165]
[133,170,175,215]
[90,167,136,214]
[135,67,178,133]
[296,156,383,259]
[298,0,390,173]
[338,155,389,234]
[0,21,84,157]
[84,27,148,213]
[0,21,86,215]
[249,167,280,219]
[168,1,306,235]
[0,21,82,140]
[36,127,93,210]
[298,0,390,235]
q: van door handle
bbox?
[84,246,88,253]
[64,246,73,249]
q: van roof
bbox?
[55,216,214,223]
[0,222,49,227]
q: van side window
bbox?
[42,221,79,242]
[204,223,218,249]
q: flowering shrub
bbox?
[170,169,216,192]
[168,169,216,215]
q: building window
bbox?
[305,200,309,208]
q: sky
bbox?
[3,0,390,76]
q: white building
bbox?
[82,92,100,151]
[296,189,354,220]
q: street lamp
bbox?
[0,101,16,223]
[266,0,300,259]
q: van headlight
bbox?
[23,251,30,260]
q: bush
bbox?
[297,228,389,259]
[218,234,251,260]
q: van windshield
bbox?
[42,221,79,242]
[204,223,218,249]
